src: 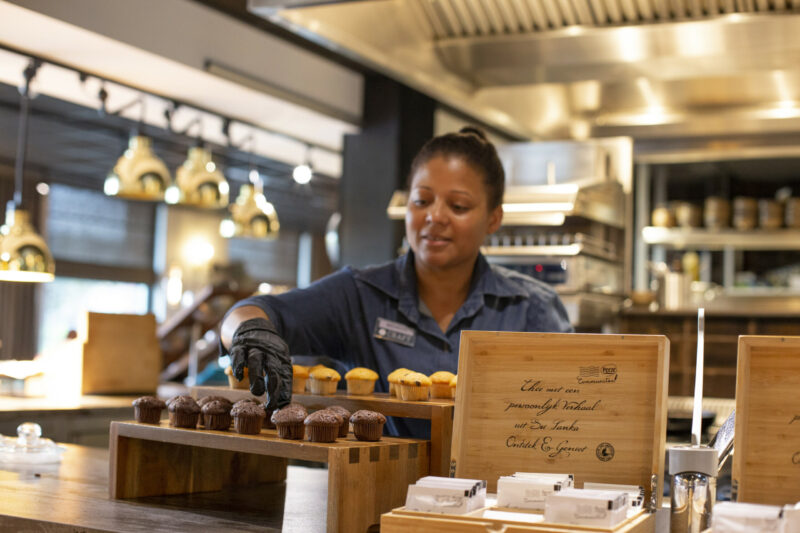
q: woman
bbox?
[220,127,572,436]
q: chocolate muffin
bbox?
[350,410,386,441]
[231,402,265,435]
[168,396,200,428]
[232,397,260,410]
[304,410,341,443]
[132,396,166,424]
[197,396,232,427]
[325,405,351,437]
[271,406,306,440]
[202,400,232,431]
[166,395,193,408]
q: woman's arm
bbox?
[220,305,268,352]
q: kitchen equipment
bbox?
[704,197,730,229]
[652,205,676,227]
[659,272,692,310]
[0,422,65,465]
[758,199,783,229]
[675,202,703,228]
[733,197,758,230]
[785,198,800,228]
[669,309,718,533]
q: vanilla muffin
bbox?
[450,374,458,398]
[308,367,341,395]
[306,364,329,391]
[292,364,309,394]
[387,368,412,397]
[429,371,456,399]
[224,365,250,390]
[398,372,431,401]
[344,367,379,395]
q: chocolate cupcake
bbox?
[350,410,386,441]
[132,396,166,424]
[231,402,265,435]
[197,396,232,427]
[168,396,200,428]
[271,406,306,440]
[325,405,351,437]
[202,400,232,431]
[304,410,341,443]
[166,395,193,408]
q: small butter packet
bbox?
[497,472,574,510]
[544,488,628,528]
[712,502,782,533]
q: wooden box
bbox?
[82,312,160,394]
[733,335,800,505]
[382,331,670,532]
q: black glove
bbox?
[229,318,292,410]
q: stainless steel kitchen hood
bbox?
[250,0,800,142]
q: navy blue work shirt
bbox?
[231,250,573,437]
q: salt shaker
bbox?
[669,445,718,533]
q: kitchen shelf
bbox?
[642,227,800,250]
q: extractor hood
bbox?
[250,0,800,145]
[386,136,631,227]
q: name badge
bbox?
[374,317,416,347]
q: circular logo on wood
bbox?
[596,442,615,462]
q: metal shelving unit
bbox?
[642,227,800,251]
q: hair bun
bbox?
[458,126,488,142]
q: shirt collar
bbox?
[354,250,528,305]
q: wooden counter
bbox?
[0,395,139,447]
[0,443,328,532]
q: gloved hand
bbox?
[228,317,292,410]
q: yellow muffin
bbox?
[398,372,431,401]
[292,365,309,394]
[306,364,328,391]
[429,371,456,399]
[224,366,249,390]
[309,367,341,395]
[449,374,458,398]
[344,367,379,395]
[387,368,412,397]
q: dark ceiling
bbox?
[0,81,339,231]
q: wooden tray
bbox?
[381,506,655,533]
[733,335,800,505]
[192,385,455,476]
[110,420,429,533]
[451,332,669,504]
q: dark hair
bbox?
[408,127,505,210]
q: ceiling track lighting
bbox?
[220,167,279,240]
[0,59,55,283]
[292,146,313,185]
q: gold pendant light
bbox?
[0,59,55,283]
[104,134,172,201]
[220,170,279,239]
[172,145,230,208]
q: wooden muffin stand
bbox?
[109,420,429,533]
[381,331,670,533]
[192,385,455,476]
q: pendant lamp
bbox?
[220,170,279,239]
[171,143,230,208]
[104,134,172,201]
[0,60,55,283]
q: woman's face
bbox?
[406,155,502,272]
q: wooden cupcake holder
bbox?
[382,331,670,533]
[109,386,454,533]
